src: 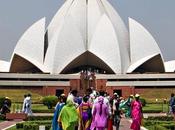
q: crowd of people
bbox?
[52,89,143,130]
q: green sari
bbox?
[58,100,79,130]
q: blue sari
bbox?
[52,103,65,130]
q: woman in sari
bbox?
[52,95,67,130]
[130,94,143,130]
[58,99,79,130]
[78,96,92,130]
[91,96,109,130]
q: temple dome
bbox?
[7,0,165,74]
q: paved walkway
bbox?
[1,113,162,130]
[0,117,147,130]
[0,119,23,130]
[114,117,147,130]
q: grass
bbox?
[32,104,49,110]
[0,89,43,103]
[9,103,51,113]
[143,103,169,113]
[143,120,175,130]
[6,120,52,130]
[6,126,22,130]
[10,103,169,113]
[0,88,174,103]
[136,88,174,103]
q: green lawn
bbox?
[10,103,170,113]
[0,89,43,103]
[143,103,169,113]
[32,104,49,110]
[10,102,170,114]
[135,88,174,103]
[10,103,54,113]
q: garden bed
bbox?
[143,116,175,130]
[7,120,52,130]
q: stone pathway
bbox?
[115,117,148,130]
[0,113,159,130]
[0,119,23,130]
[0,117,148,130]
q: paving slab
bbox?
[1,113,157,130]
[0,119,23,130]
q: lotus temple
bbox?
[0,0,175,97]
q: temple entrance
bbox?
[56,89,64,97]
[80,71,96,95]
[113,89,122,97]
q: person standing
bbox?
[22,94,27,113]
[169,93,175,120]
[0,97,11,116]
[25,94,32,116]
[130,94,143,130]
[52,95,67,130]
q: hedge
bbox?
[140,98,146,106]
[0,114,5,120]
[162,123,175,130]
[143,109,163,113]
[27,116,53,121]
[16,120,52,130]
[143,119,175,130]
[42,96,58,109]
[146,116,173,121]
[148,125,168,130]
[32,109,54,113]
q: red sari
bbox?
[130,100,142,130]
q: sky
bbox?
[0,0,175,62]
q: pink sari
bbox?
[130,100,142,130]
[90,96,109,130]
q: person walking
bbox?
[58,99,79,130]
[78,95,92,130]
[130,94,143,130]
[52,95,67,130]
[112,93,121,130]
[124,95,134,118]
[90,96,109,130]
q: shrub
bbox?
[154,125,167,130]
[162,123,175,129]
[146,116,173,121]
[16,123,23,129]
[16,120,52,130]
[32,109,54,113]
[143,120,175,130]
[143,109,162,113]
[140,98,146,106]
[0,114,5,120]
[24,123,38,130]
[42,96,58,109]
[28,116,53,121]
